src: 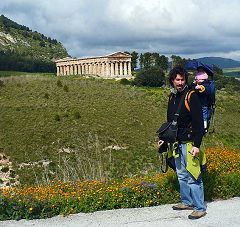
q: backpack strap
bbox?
[184,90,195,112]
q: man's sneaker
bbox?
[188,210,207,219]
[172,204,193,210]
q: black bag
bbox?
[157,121,178,143]
[157,90,187,143]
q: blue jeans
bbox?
[175,144,206,212]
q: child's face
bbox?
[195,79,204,84]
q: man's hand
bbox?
[190,146,200,157]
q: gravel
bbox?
[1,197,239,227]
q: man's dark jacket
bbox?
[167,86,204,148]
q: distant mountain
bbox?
[0,15,69,72]
[196,57,240,69]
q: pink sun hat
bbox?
[195,72,208,81]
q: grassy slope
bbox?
[223,67,240,78]
[0,74,239,185]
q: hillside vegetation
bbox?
[0,15,68,72]
[223,67,240,78]
[0,73,239,186]
[197,57,240,69]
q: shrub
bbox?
[73,111,81,119]
[54,114,60,121]
[56,80,63,87]
[133,67,165,87]
[43,93,49,99]
[119,78,132,85]
[63,85,69,92]
[0,80,4,87]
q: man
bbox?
[167,66,206,219]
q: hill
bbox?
[0,15,68,72]
[0,74,239,186]
[196,57,240,69]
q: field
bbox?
[0,72,239,220]
[223,67,240,78]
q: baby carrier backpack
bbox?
[185,61,216,134]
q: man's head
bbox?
[169,66,188,92]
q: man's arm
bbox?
[189,92,204,151]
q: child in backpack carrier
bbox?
[193,70,212,133]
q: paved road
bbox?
[1,197,239,227]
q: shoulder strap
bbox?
[173,89,188,123]
[185,90,195,112]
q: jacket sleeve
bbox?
[189,92,204,148]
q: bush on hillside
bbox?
[214,73,240,91]
[119,78,132,85]
[133,67,165,87]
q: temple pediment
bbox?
[106,51,131,58]
[55,57,74,62]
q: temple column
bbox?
[89,63,92,75]
[62,66,65,75]
[65,65,68,75]
[106,62,110,77]
[82,64,85,74]
[87,64,90,74]
[119,62,123,76]
[96,63,99,75]
[74,64,77,75]
[60,66,63,76]
[93,63,97,75]
[92,63,95,75]
[58,66,61,76]
[110,62,114,77]
[65,65,69,75]
[101,62,105,76]
[69,65,73,75]
[57,66,60,76]
[124,62,128,76]
[78,64,81,75]
[114,62,118,76]
[67,65,69,75]
[92,63,94,75]
[128,61,132,76]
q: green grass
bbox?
[0,75,166,184]
[0,74,239,185]
[0,71,54,77]
[223,67,240,72]
[223,67,240,78]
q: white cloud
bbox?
[1,0,240,60]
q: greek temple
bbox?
[55,51,132,79]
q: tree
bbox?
[133,66,165,87]
[152,52,160,67]
[139,53,144,69]
[158,55,169,71]
[213,64,223,75]
[171,55,187,68]
[130,51,138,70]
[142,52,152,69]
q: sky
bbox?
[1,0,240,61]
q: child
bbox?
[193,71,212,133]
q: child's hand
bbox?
[195,85,205,92]
[195,85,201,90]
